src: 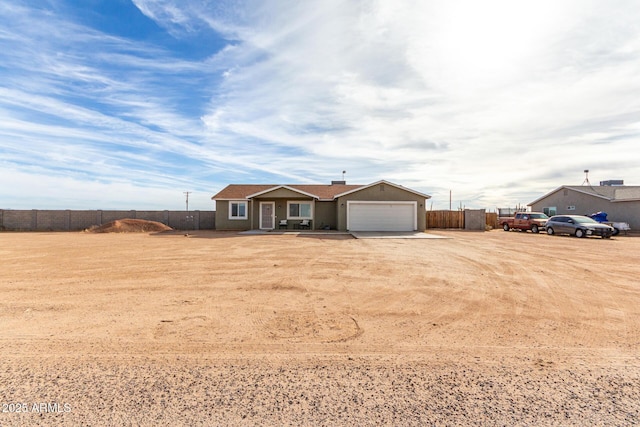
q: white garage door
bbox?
[347,201,416,231]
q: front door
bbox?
[259,202,275,229]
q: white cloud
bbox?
[2,0,640,211]
[191,0,640,207]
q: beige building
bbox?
[528,185,640,229]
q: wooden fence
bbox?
[426,210,499,229]
[486,212,499,229]
[426,210,464,228]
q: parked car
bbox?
[501,212,548,233]
[545,215,614,238]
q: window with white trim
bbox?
[287,201,312,219]
[229,201,248,219]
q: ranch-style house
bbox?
[212,180,430,232]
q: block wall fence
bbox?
[1,209,498,232]
[0,210,215,231]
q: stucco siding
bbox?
[314,201,337,230]
[215,200,252,230]
[335,184,427,231]
[255,198,315,229]
[212,181,429,232]
[530,188,640,229]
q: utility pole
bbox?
[184,191,192,212]
[184,192,193,235]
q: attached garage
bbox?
[213,179,430,232]
[347,201,417,231]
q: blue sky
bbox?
[2,0,640,211]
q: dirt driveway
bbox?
[1,230,639,425]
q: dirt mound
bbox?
[87,219,172,233]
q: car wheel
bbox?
[575,229,585,238]
[546,227,554,235]
[531,225,539,234]
[503,223,510,231]
[612,228,620,236]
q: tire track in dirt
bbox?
[443,239,638,360]
[153,315,215,340]
[441,249,588,351]
[292,241,363,343]
[243,238,364,344]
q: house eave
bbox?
[246,185,320,199]
[333,180,431,199]
[528,185,612,206]
[611,198,640,202]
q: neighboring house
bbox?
[528,185,640,229]
[212,180,430,232]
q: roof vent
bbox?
[331,180,346,185]
[600,180,624,186]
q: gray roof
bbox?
[564,185,617,199]
[614,187,640,201]
[529,185,640,205]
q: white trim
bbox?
[228,200,248,220]
[611,198,640,202]
[528,185,612,206]
[247,185,319,199]
[346,200,417,231]
[286,200,313,220]
[334,180,430,199]
[259,202,275,230]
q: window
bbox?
[529,213,549,219]
[287,201,312,219]
[229,201,248,220]
[543,207,556,217]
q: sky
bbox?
[1,0,640,211]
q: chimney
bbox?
[331,180,346,185]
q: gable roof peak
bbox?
[333,179,431,199]
[212,180,430,201]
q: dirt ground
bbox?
[1,229,639,426]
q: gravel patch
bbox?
[1,357,638,426]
